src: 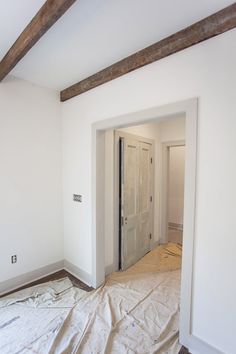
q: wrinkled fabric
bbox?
[0,243,182,354]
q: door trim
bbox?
[91,98,216,353]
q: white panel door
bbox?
[121,137,140,270]
[120,135,153,270]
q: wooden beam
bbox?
[61,3,236,102]
[0,0,77,81]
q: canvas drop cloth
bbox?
[0,243,182,354]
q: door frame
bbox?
[92,98,198,351]
[115,130,155,271]
[160,141,185,244]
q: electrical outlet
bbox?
[11,255,17,264]
[73,194,82,202]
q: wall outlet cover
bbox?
[11,255,17,264]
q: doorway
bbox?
[117,131,154,270]
[92,98,198,351]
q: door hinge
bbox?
[149,233,152,240]
[150,196,152,202]
[121,216,124,226]
[151,157,153,164]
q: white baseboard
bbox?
[0,260,93,296]
[182,334,224,354]
[168,222,183,231]
[64,260,92,287]
[0,260,64,296]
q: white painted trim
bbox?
[0,260,93,296]
[113,130,120,272]
[168,222,183,231]
[92,100,195,278]
[64,260,92,287]
[186,334,224,354]
[0,260,64,296]
[160,140,185,244]
[91,129,106,288]
[92,98,221,353]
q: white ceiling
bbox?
[0,0,234,90]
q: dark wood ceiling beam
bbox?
[0,0,77,82]
[60,3,236,102]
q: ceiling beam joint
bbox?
[0,0,77,82]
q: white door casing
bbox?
[93,99,205,354]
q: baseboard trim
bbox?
[64,260,92,287]
[182,333,224,354]
[0,260,64,296]
[168,222,183,231]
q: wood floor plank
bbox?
[0,269,93,298]
[179,346,190,354]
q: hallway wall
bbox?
[0,76,63,284]
[168,145,185,226]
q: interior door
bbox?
[120,137,140,270]
[120,135,153,270]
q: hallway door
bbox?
[120,134,154,270]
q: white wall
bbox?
[0,76,63,283]
[62,29,236,354]
[159,117,185,142]
[119,122,160,139]
[168,146,185,225]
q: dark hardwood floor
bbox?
[1,270,189,353]
[0,269,93,298]
[179,346,190,354]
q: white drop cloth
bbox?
[0,243,182,354]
